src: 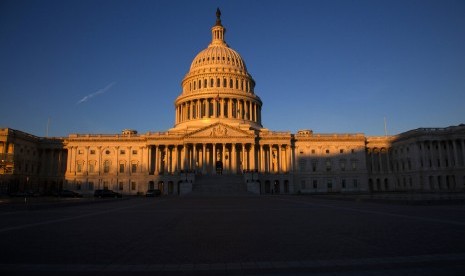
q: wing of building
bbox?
[1,10,465,196]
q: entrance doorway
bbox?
[215,160,223,175]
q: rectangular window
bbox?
[352,161,357,171]
[119,182,124,190]
[90,150,95,155]
[327,180,332,189]
[131,182,136,190]
[88,182,94,190]
[103,181,109,190]
[131,164,137,173]
[132,150,138,155]
[78,149,83,154]
[119,164,125,173]
[301,180,306,189]
[313,180,317,189]
[120,150,126,155]
[342,179,346,188]
[76,181,81,190]
[89,164,94,173]
[353,179,358,188]
[312,162,317,172]
[326,160,331,171]
[77,163,82,173]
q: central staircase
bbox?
[190,174,251,196]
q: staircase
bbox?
[190,174,251,196]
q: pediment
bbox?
[186,123,254,139]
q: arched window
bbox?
[235,79,238,89]
[204,79,207,88]
[198,80,201,89]
[193,81,196,90]
[223,79,227,87]
[229,79,233,88]
[210,78,214,87]
[216,78,220,87]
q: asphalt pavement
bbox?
[1,195,464,275]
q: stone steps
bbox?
[191,174,251,196]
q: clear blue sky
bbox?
[1,0,464,137]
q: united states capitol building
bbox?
[1,10,465,196]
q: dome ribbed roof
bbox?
[189,45,247,72]
[186,8,248,74]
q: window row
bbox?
[77,149,138,155]
[186,77,254,93]
[193,55,241,67]
[299,148,357,155]
[72,180,139,191]
[298,159,358,172]
[75,161,139,174]
[301,178,359,190]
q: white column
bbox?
[141,146,145,173]
[452,140,459,167]
[172,146,177,172]
[242,144,246,172]
[286,145,291,173]
[181,145,186,171]
[232,143,237,174]
[155,146,160,174]
[269,144,273,173]
[462,140,465,167]
[206,99,210,118]
[66,147,72,174]
[228,99,232,118]
[220,99,224,118]
[202,144,207,174]
[193,144,198,172]
[251,144,255,171]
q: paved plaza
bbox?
[1,195,465,275]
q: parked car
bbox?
[94,189,122,198]
[56,190,83,198]
[145,189,161,197]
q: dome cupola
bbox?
[173,9,263,130]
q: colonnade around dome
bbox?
[175,97,261,126]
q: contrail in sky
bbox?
[77,82,116,104]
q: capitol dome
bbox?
[174,9,263,130]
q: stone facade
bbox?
[1,10,464,195]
